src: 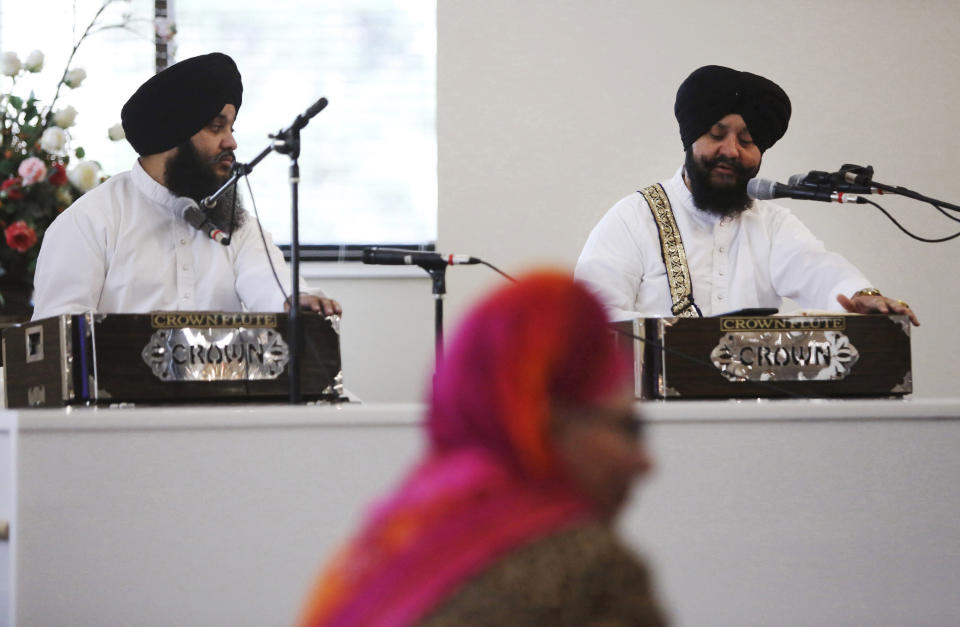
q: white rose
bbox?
[68,160,101,193]
[107,123,126,141]
[64,67,87,88]
[40,127,68,155]
[1,52,21,77]
[53,105,78,128]
[24,50,44,72]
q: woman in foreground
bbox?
[299,272,667,626]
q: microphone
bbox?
[787,171,883,195]
[747,178,865,204]
[304,97,329,120]
[174,197,230,245]
[362,247,480,269]
[290,97,328,134]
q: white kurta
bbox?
[574,167,870,321]
[32,161,321,319]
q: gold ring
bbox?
[895,299,910,309]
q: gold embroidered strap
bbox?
[639,184,701,318]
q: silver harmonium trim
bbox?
[142,327,290,381]
[710,317,859,382]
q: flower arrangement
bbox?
[0,1,134,312]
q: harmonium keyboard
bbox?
[612,313,912,399]
[2,312,345,407]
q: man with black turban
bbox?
[32,52,340,318]
[575,65,917,324]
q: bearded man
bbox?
[32,52,340,319]
[574,65,917,325]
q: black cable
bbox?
[870,179,960,213]
[859,198,960,243]
[242,173,290,303]
[935,203,960,214]
[241,174,339,392]
[931,202,960,224]
[479,259,517,283]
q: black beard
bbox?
[164,140,246,230]
[684,150,759,217]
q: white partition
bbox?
[0,400,958,626]
[0,405,425,627]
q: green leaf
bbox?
[0,160,13,176]
[8,96,22,111]
[75,146,85,159]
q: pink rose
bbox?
[4,221,38,252]
[17,156,47,185]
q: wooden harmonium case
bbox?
[2,312,344,407]
[613,314,912,399]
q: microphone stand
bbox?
[201,96,328,405]
[425,265,446,366]
[361,247,481,368]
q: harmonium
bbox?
[613,313,912,399]
[2,311,345,408]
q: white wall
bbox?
[332,0,960,402]
[315,274,435,403]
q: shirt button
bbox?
[718,247,726,253]
[719,269,726,276]
[182,264,189,271]
[717,294,726,301]
[180,239,187,245]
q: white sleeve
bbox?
[31,209,108,320]
[574,197,655,321]
[767,208,870,311]
[231,221,327,312]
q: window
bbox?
[1,0,437,258]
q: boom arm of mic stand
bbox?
[870,180,960,212]
[840,165,960,212]
[200,144,274,208]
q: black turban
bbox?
[674,65,791,153]
[121,52,243,156]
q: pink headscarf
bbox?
[299,272,632,627]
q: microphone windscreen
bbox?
[746,178,778,200]
[172,195,199,217]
